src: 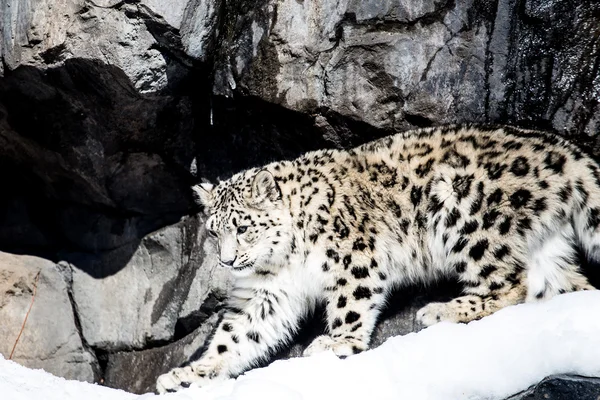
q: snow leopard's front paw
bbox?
[156,364,219,394]
[416,302,456,327]
[156,366,197,394]
[303,334,368,358]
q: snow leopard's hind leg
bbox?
[417,280,528,327]
[571,180,600,291]
[418,219,596,328]
[526,172,600,300]
[417,213,531,326]
[526,222,595,302]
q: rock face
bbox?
[507,375,600,400]
[0,0,599,397]
[0,215,230,390]
[0,252,97,382]
[0,0,199,255]
[214,0,600,135]
[103,312,222,394]
[63,215,230,352]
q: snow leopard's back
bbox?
[270,124,599,301]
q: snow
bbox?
[2,291,600,400]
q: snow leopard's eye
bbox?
[237,226,248,235]
[207,229,218,238]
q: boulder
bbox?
[102,306,222,394]
[507,375,600,400]
[63,215,231,351]
[2,0,182,91]
[0,0,198,255]
[0,251,98,382]
[0,58,196,254]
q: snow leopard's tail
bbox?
[569,164,600,290]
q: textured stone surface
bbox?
[371,281,463,346]
[2,0,181,91]
[214,0,600,137]
[0,0,199,255]
[103,306,222,394]
[507,375,600,400]
[64,215,230,351]
[0,252,98,382]
[0,58,196,254]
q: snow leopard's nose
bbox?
[221,257,236,267]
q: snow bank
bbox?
[2,291,600,400]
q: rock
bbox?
[213,0,600,136]
[0,0,198,255]
[0,0,217,86]
[197,96,388,181]
[489,0,600,137]
[63,215,231,352]
[2,0,170,92]
[0,57,195,254]
[506,375,600,400]
[213,0,493,126]
[103,305,222,394]
[178,0,223,61]
[371,281,463,347]
[0,251,98,382]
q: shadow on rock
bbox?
[0,58,200,261]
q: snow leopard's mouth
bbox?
[232,262,254,271]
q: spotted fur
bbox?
[157,125,598,393]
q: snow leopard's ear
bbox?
[250,170,281,206]
[191,183,214,209]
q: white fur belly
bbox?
[378,237,441,285]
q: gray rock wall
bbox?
[0,252,97,382]
[213,0,599,135]
[0,216,230,389]
[0,0,599,396]
[63,214,230,352]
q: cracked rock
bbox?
[213,0,599,137]
[63,215,231,352]
[0,251,98,382]
[507,375,600,400]
[103,306,223,394]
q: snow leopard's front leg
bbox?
[156,285,305,393]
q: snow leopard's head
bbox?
[193,169,293,277]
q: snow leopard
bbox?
[157,124,598,393]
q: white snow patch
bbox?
[2,291,600,400]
